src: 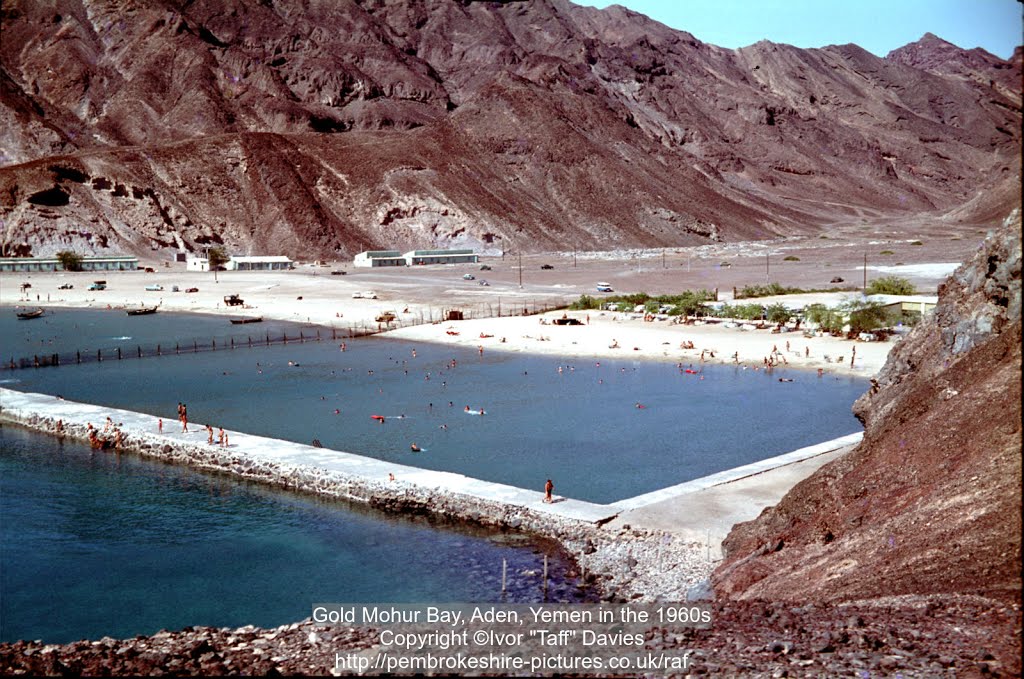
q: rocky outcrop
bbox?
[3,596,1020,676]
[713,210,1022,605]
[1,1,1020,258]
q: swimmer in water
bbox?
[410,443,421,452]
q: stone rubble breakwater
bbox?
[0,388,713,607]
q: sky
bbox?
[574,0,1023,59]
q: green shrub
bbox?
[879,250,895,255]
[866,276,916,296]
[569,294,600,310]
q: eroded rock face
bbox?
[1,0,1020,257]
[713,211,1022,605]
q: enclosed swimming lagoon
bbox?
[2,308,867,504]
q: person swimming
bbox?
[410,443,421,452]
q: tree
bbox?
[55,250,83,271]
[207,246,230,283]
[866,276,916,296]
[843,300,893,335]
[766,303,792,325]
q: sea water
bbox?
[2,308,868,503]
[0,426,589,644]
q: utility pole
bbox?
[518,251,522,288]
[863,252,868,293]
[766,253,770,284]
[662,250,666,269]
[573,246,577,268]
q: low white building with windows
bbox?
[353,250,406,267]
[227,256,293,271]
[403,249,478,265]
[0,255,139,272]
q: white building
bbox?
[227,256,293,271]
[186,257,210,272]
[403,249,478,265]
[354,250,406,267]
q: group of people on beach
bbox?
[86,418,123,450]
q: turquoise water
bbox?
[0,426,589,644]
[2,308,868,503]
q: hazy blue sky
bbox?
[574,0,1022,59]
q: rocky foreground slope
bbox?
[1,0,1020,258]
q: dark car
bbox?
[830,276,845,283]
[480,265,491,271]
[540,264,554,270]
[58,283,73,290]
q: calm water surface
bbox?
[0,426,589,644]
[2,308,868,503]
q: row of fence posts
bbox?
[500,555,551,597]
[7,299,574,371]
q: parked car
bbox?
[462,274,475,280]
[479,280,489,286]
[353,291,378,299]
[224,294,244,306]
[58,283,73,290]
[596,282,613,292]
[88,281,107,291]
[830,276,845,283]
[479,265,491,271]
[145,284,164,291]
[185,287,199,293]
[541,264,554,270]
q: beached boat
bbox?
[230,316,263,324]
[126,306,159,316]
[16,308,44,320]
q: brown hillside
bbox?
[1,0,1020,258]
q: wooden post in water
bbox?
[77,350,81,364]
[212,338,216,350]
[97,349,102,362]
[231,337,234,349]
[157,344,161,356]
[138,346,142,358]
[117,347,121,360]
[194,340,198,352]
[501,559,507,594]
[248,336,252,348]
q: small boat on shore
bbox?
[126,306,159,316]
[16,308,44,320]
[230,316,263,324]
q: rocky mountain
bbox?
[0,0,1020,259]
[713,209,1022,604]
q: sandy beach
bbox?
[2,265,893,377]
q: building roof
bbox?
[229,256,293,263]
[406,249,475,256]
[358,251,402,258]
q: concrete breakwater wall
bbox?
[0,388,713,604]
